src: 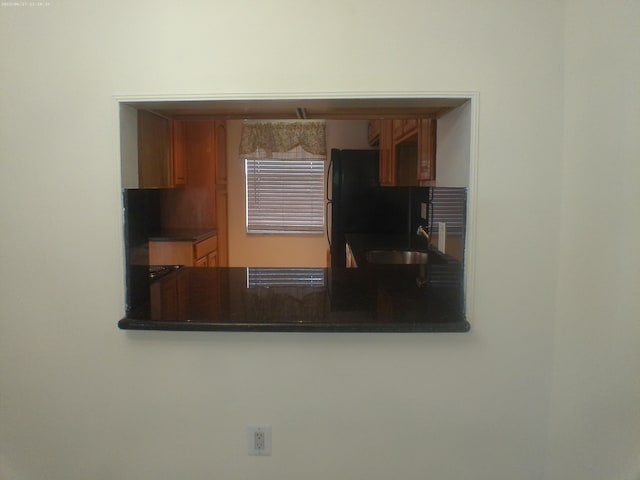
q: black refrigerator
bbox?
[327,149,412,267]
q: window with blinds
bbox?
[430,187,467,235]
[245,158,325,234]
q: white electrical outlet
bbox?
[438,222,446,253]
[247,425,272,456]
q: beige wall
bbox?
[0,2,638,480]
[546,1,640,478]
[226,119,371,267]
[435,101,471,187]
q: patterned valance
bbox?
[239,120,327,158]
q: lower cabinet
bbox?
[149,265,227,321]
[150,269,188,321]
[149,235,218,267]
[214,188,228,266]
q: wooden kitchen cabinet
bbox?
[156,120,228,266]
[393,118,418,141]
[367,120,381,145]
[378,120,396,186]
[207,250,218,267]
[194,256,208,267]
[149,235,218,267]
[214,121,229,266]
[150,268,189,321]
[417,118,436,184]
[214,188,228,266]
[172,120,187,185]
[378,118,437,186]
[194,234,218,267]
[138,110,186,188]
[215,121,227,185]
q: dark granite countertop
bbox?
[119,265,468,332]
[120,233,468,333]
[148,228,217,242]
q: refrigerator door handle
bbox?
[326,154,335,251]
[325,200,332,249]
[326,157,333,202]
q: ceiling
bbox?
[122,97,469,120]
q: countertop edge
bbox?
[118,318,470,333]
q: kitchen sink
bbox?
[364,250,429,265]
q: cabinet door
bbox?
[171,120,187,185]
[194,256,208,267]
[215,121,227,185]
[150,270,189,321]
[215,188,228,266]
[403,118,418,136]
[379,120,396,186]
[150,274,178,320]
[207,250,218,267]
[367,120,380,146]
[138,110,172,188]
[393,119,404,140]
[393,118,418,142]
[417,119,437,184]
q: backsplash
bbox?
[122,189,162,314]
[428,187,467,261]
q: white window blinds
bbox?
[246,268,326,287]
[241,120,327,235]
[430,188,467,235]
[245,157,325,234]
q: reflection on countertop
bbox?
[119,264,468,333]
[344,233,459,268]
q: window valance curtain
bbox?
[239,120,327,158]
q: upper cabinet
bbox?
[370,118,437,187]
[368,119,381,145]
[213,121,228,266]
[137,110,186,188]
[175,119,228,266]
[141,117,229,267]
[215,121,227,186]
[417,119,436,184]
[393,118,418,141]
[378,120,395,186]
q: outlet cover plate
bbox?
[247,425,272,456]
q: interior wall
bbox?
[227,119,371,267]
[119,104,139,188]
[435,101,471,187]
[0,1,609,480]
[546,1,640,479]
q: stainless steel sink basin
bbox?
[365,250,429,265]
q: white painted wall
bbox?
[435,101,471,187]
[119,104,139,188]
[545,1,640,479]
[0,1,635,480]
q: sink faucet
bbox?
[416,225,430,242]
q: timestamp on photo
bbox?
[1,1,52,7]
